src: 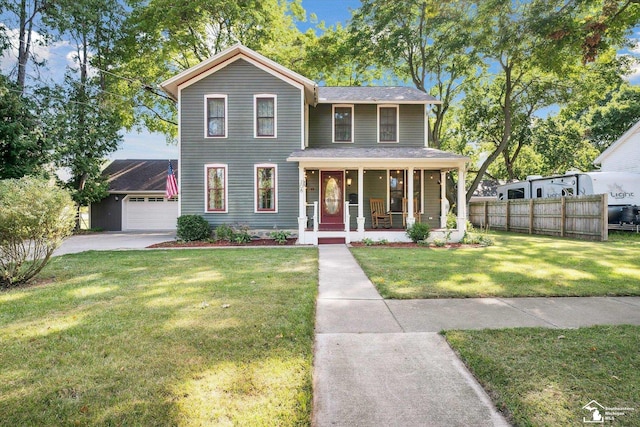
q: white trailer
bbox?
[497,172,640,225]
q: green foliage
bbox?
[0,75,51,179]
[270,230,291,245]
[177,215,211,242]
[232,225,252,244]
[215,223,252,244]
[432,238,446,247]
[214,224,235,242]
[360,238,388,246]
[406,222,431,243]
[462,223,494,246]
[0,177,76,288]
[446,212,457,229]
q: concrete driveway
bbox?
[54,231,176,256]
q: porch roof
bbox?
[287,147,469,169]
[318,87,440,104]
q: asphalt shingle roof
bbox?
[101,159,178,192]
[318,87,440,104]
[288,147,468,160]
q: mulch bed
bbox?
[147,238,298,248]
[350,242,474,248]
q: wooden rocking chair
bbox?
[402,197,422,227]
[369,198,392,229]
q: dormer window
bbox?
[333,105,353,143]
[378,105,398,143]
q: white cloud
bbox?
[1,26,73,84]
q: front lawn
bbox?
[0,248,317,425]
[445,325,640,426]
[350,232,640,298]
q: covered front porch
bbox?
[287,147,470,245]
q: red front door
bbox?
[320,171,344,229]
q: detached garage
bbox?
[90,159,179,231]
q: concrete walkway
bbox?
[313,245,640,427]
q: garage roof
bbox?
[102,159,178,193]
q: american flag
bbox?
[166,161,178,199]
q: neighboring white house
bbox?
[594,120,640,174]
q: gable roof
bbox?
[593,119,640,165]
[159,44,318,105]
[102,159,178,193]
[318,86,441,104]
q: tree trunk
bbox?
[466,64,514,202]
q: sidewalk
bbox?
[312,244,640,427]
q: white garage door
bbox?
[123,196,178,230]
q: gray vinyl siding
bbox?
[180,59,302,229]
[423,170,441,229]
[309,104,425,148]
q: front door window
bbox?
[321,171,344,225]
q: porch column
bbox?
[440,170,448,228]
[357,167,365,233]
[457,166,467,232]
[406,166,415,227]
[297,166,307,242]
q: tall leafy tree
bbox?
[350,0,478,149]
[109,0,313,138]
[42,0,124,219]
[0,74,51,178]
[584,84,640,151]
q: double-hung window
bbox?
[255,164,277,212]
[333,105,353,143]
[255,95,277,138]
[378,105,398,143]
[205,95,227,138]
[205,164,227,212]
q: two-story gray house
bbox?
[160,44,469,244]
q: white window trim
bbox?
[254,94,277,138]
[332,104,354,143]
[377,104,399,143]
[254,163,278,213]
[204,94,228,139]
[204,163,228,213]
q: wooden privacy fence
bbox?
[468,194,608,241]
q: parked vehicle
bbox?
[496,172,640,225]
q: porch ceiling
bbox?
[287,147,469,169]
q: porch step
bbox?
[318,223,345,231]
[318,237,346,244]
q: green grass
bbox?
[350,231,640,298]
[0,248,317,426]
[444,326,640,426]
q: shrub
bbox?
[177,215,211,242]
[270,230,290,245]
[406,222,431,243]
[0,177,76,288]
[215,224,234,241]
[446,212,458,229]
[232,224,252,244]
